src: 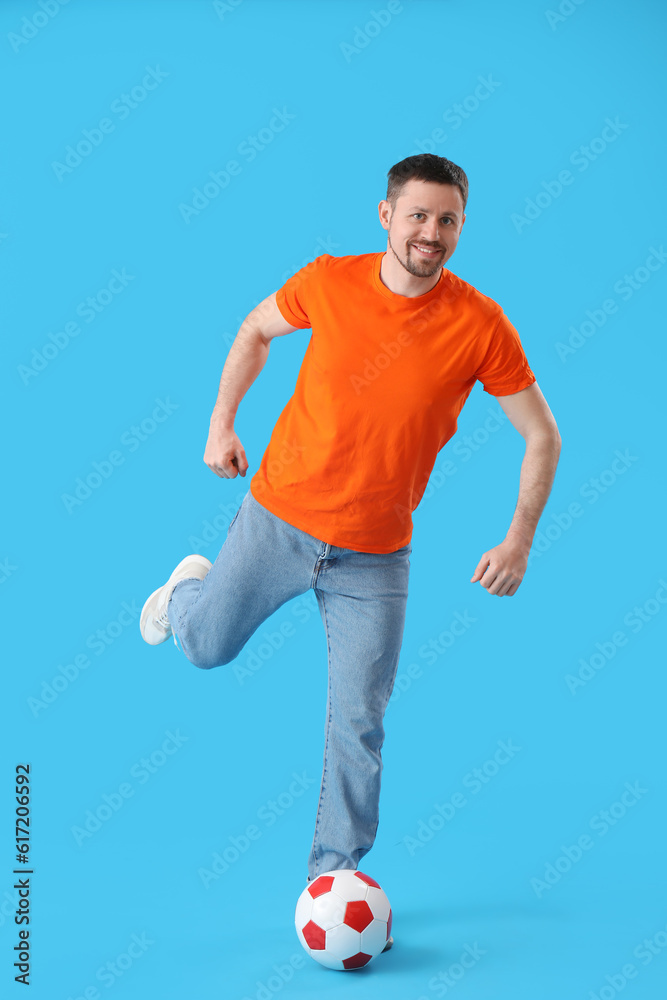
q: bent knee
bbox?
[185,647,236,671]
[177,633,239,671]
[189,653,222,671]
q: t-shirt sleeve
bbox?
[474,311,537,395]
[275,255,328,329]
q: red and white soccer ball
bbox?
[294,869,392,970]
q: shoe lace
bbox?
[155,584,182,648]
[156,597,179,647]
[156,608,170,630]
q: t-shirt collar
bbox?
[372,251,448,303]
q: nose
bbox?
[421,221,440,244]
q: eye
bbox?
[412,213,453,224]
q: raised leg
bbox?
[168,490,312,669]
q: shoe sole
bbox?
[140,555,213,646]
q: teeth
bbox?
[414,245,438,253]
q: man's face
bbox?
[379,179,466,277]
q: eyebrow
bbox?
[408,205,460,221]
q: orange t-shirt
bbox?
[249,252,536,553]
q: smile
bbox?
[411,244,442,257]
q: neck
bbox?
[379,249,443,297]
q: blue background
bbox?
[2,0,666,997]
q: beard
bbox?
[388,232,445,277]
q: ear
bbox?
[378,200,391,231]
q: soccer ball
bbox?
[294,869,392,970]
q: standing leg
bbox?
[306,542,411,881]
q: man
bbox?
[140,155,561,918]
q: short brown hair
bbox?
[386,154,468,213]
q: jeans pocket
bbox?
[227,507,241,533]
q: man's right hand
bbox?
[203,421,249,479]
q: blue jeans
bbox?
[168,487,412,882]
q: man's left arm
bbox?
[470,382,562,596]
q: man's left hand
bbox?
[470,539,530,596]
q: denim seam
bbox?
[311,588,333,877]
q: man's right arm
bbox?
[203,292,301,479]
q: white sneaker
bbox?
[140,554,213,646]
